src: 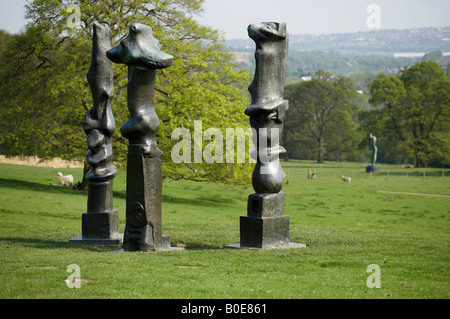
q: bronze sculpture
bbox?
[107,23,173,251]
[70,21,121,246]
[366,133,379,173]
[227,22,304,250]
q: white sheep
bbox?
[340,175,351,183]
[57,172,74,185]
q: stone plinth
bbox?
[225,192,305,250]
[366,165,379,173]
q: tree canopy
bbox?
[0,0,253,184]
[1,2,449,173]
[284,71,363,163]
[361,61,450,167]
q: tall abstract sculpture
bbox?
[227,22,304,250]
[366,133,379,173]
[107,23,173,251]
[70,22,122,246]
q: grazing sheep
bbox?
[340,175,351,183]
[57,172,74,185]
[308,169,316,179]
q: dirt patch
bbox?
[0,155,84,168]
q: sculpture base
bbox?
[122,146,172,252]
[226,192,305,250]
[82,209,120,239]
[239,214,291,249]
[123,224,172,252]
[69,209,122,246]
[366,165,379,173]
[69,234,123,246]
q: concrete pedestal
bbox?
[366,165,379,173]
[225,192,305,250]
[70,174,122,246]
[122,145,172,251]
[69,233,123,246]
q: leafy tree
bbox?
[324,108,364,162]
[0,28,87,160]
[365,61,450,167]
[0,0,253,184]
[421,50,443,62]
[284,71,361,163]
[0,30,12,53]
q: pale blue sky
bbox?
[1,0,449,39]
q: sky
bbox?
[1,0,449,39]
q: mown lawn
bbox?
[0,161,449,299]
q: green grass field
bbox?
[0,161,449,299]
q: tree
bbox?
[324,108,364,162]
[366,61,450,167]
[0,30,12,53]
[421,50,443,62]
[0,0,253,184]
[0,28,87,160]
[282,84,316,161]
[284,71,360,163]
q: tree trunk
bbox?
[317,137,324,163]
[415,157,428,168]
[414,140,428,168]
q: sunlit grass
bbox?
[0,161,449,298]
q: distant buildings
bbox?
[226,27,450,55]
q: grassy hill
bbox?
[0,161,449,299]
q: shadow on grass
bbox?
[0,178,87,196]
[0,178,235,209]
[0,236,232,252]
[0,236,119,252]
[162,193,236,208]
[181,242,225,250]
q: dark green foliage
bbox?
[0,0,252,184]
[283,71,364,163]
[362,61,450,167]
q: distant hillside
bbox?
[232,50,422,90]
[226,27,450,54]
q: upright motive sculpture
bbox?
[107,23,174,251]
[70,21,122,246]
[366,133,379,173]
[227,22,304,249]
